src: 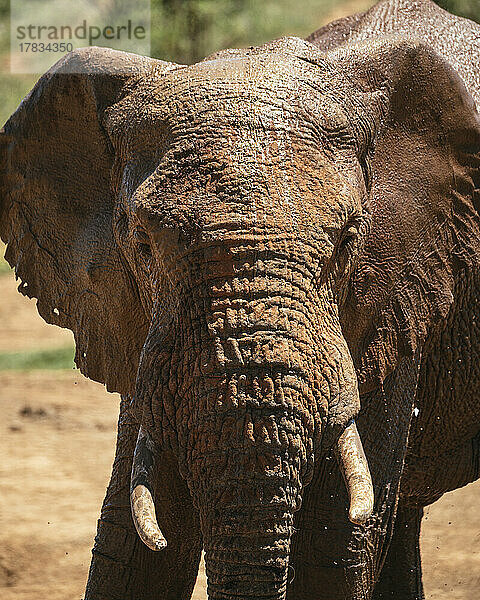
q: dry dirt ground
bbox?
[1,257,480,599]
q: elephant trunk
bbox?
[129,251,373,596]
[203,518,292,600]
[129,420,373,558]
[189,374,305,600]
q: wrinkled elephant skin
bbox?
[1,1,480,599]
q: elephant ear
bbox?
[0,47,177,394]
[333,38,480,393]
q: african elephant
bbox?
[1,0,479,598]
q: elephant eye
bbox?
[115,209,129,239]
[332,218,361,279]
[337,223,358,253]
[134,227,153,259]
[138,242,152,258]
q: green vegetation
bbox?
[436,0,480,22]
[155,0,480,63]
[0,242,11,273]
[0,243,11,273]
[150,0,348,65]
[0,257,11,274]
[0,346,75,370]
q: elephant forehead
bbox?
[110,42,364,235]
[163,43,322,102]
[130,141,359,238]
[108,45,352,144]
[116,70,359,209]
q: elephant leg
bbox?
[287,356,419,600]
[372,504,424,600]
[85,397,202,600]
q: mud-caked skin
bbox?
[1,1,479,598]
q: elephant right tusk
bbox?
[130,426,167,551]
[335,420,374,525]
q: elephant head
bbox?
[1,36,479,599]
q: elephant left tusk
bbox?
[335,420,374,525]
[130,426,167,551]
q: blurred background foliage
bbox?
[436,0,480,21]
[0,346,74,370]
[151,0,360,64]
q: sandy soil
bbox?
[1,263,479,599]
[0,259,73,352]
